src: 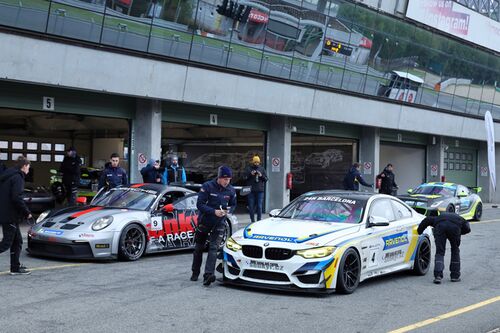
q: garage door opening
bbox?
[291,134,358,199]
[161,123,266,187]
[0,109,130,189]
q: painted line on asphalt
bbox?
[471,219,500,224]
[388,295,500,333]
[0,263,88,276]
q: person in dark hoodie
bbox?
[377,163,399,195]
[417,211,471,284]
[0,156,32,275]
[343,162,372,190]
[59,146,81,206]
[140,158,161,183]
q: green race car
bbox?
[398,182,483,221]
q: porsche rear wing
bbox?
[170,182,252,196]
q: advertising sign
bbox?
[484,111,496,191]
[406,0,500,53]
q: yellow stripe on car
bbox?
[404,226,420,263]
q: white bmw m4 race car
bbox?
[223,191,431,294]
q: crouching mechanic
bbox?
[191,166,236,286]
[417,212,471,284]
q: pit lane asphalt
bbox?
[1,209,499,333]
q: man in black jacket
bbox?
[0,156,32,275]
[417,212,471,284]
[343,163,372,190]
[377,163,398,195]
[59,147,81,206]
[243,155,268,222]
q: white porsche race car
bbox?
[223,191,431,293]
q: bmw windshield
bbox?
[278,195,366,223]
[413,185,456,196]
[92,188,157,210]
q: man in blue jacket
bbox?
[0,156,32,275]
[191,165,237,286]
[99,153,128,190]
[343,163,372,190]
[162,155,186,185]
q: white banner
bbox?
[406,0,500,53]
[485,111,496,192]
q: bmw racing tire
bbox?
[446,204,455,213]
[412,237,431,276]
[118,223,146,261]
[336,248,361,294]
[473,203,482,221]
[219,218,231,250]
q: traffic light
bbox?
[234,4,245,20]
[216,0,228,15]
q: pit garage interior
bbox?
[0,108,130,188]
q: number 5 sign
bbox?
[43,96,55,111]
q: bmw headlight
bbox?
[36,211,50,224]
[92,216,113,231]
[226,237,242,252]
[431,201,443,208]
[296,246,335,259]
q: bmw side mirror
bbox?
[269,209,281,217]
[368,216,390,227]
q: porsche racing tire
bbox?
[118,223,146,261]
[336,248,361,294]
[446,204,455,213]
[472,202,482,221]
[412,237,431,276]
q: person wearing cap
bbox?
[417,212,471,284]
[191,165,237,286]
[59,146,81,206]
[140,158,161,183]
[0,156,32,275]
[162,155,187,185]
[243,155,268,222]
[99,153,128,190]
[343,162,372,191]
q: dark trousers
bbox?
[192,223,225,276]
[0,222,22,271]
[433,222,461,279]
[248,191,264,222]
[64,181,78,206]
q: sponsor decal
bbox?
[247,260,283,271]
[383,232,409,250]
[303,196,356,205]
[248,9,268,23]
[383,249,405,262]
[41,229,63,236]
[79,233,95,238]
[249,234,297,243]
[95,244,110,249]
[424,0,470,35]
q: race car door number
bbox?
[249,260,283,271]
[151,217,163,231]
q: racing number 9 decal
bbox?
[151,217,163,231]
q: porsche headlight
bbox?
[431,200,443,208]
[296,246,335,259]
[36,211,50,224]
[92,216,113,231]
[226,237,242,252]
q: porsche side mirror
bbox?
[76,197,87,205]
[407,188,413,194]
[368,216,390,227]
[162,204,174,213]
[457,192,467,198]
[269,209,281,217]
